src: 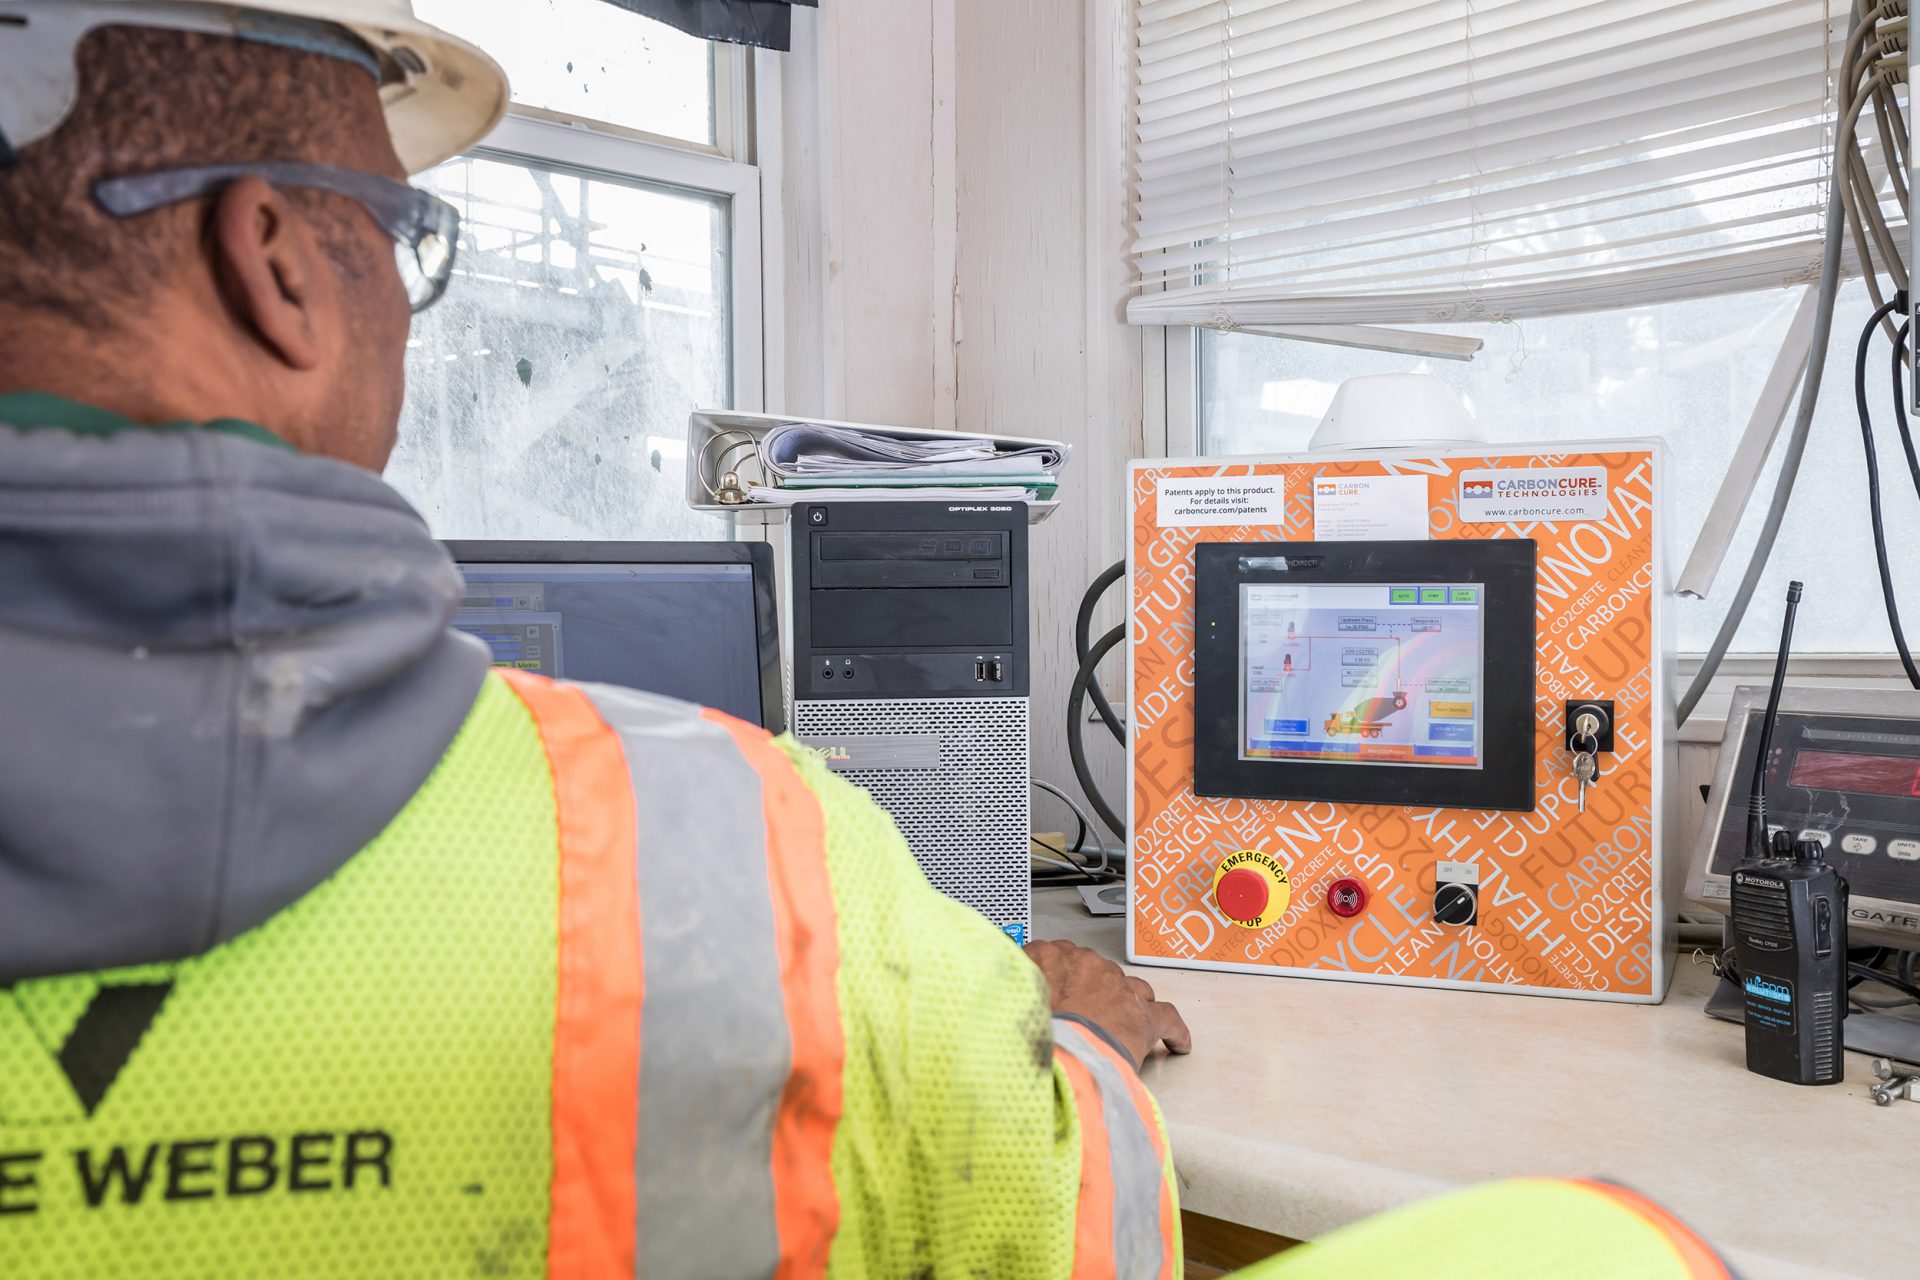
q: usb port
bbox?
[989,660,1004,682]
[974,660,989,682]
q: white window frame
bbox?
[1147,322,1199,459]
[1109,4,1919,738]
[460,38,772,417]
[1146,319,1920,723]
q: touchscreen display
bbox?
[1240,582,1484,769]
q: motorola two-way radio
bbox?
[1729,581,1850,1085]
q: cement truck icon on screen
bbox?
[1324,691,1410,741]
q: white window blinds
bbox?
[1127,0,1866,328]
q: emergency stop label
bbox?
[1457,467,1608,523]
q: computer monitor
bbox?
[443,541,785,734]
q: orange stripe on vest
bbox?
[706,713,846,1279]
[502,672,644,1280]
[1058,1046,1117,1280]
[1069,1026,1177,1279]
[1572,1180,1732,1279]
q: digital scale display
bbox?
[1787,750,1920,798]
[1706,709,1920,907]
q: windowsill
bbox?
[1674,655,1918,742]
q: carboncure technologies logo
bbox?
[1489,475,1602,495]
[1458,467,1610,515]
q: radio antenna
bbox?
[1748,581,1803,862]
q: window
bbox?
[386,1,763,542]
[1127,0,1853,326]
[1194,281,1919,657]
[388,156,731,540]
[412,0,721,149]
[1139,0,1913,665]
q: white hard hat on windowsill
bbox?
[1308,373,1487,453]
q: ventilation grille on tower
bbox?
[793,697,1030,933]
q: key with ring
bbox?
[1572,750,1598,812]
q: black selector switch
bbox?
[1434,882,1478,927]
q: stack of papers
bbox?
[746,484,1034,505]
[754,423,1067,502]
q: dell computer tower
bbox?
[789,501,1032,944]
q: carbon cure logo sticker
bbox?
[1457,467,1609,522]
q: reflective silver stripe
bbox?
[1054,1019,1168,1280]
[577,684,788,1280]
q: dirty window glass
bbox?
[413,0,715,146]
[1198,283,1920,656]
[387,153,733,541]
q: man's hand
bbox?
[1024,939,1192,1071]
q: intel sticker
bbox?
[1457,467,1608,523]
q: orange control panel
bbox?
[1126,445,1680,1002]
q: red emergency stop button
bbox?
[1211,849,1291,929]
[1216,867,1270,923]
[1326,877,1369,919]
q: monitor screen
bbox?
[453,557,775,729]
[1239,581,1484,769]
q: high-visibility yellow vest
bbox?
[1233,1178,1735,1280]
[0,671,1178,1278]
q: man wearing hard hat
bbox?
[0,4,1736,1279]
[0,4,1190,1276]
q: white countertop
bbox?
[1034,887,1918,1280]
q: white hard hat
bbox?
[0,0,508,174]
[1307,373,1487,453]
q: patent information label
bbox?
[1155,475,1287,527]
[1457,467,1609,522]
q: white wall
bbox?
[773,5,1770,876]
[778,0,1139,842]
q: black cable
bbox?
[1029,835,1119,886]
[1893,318,1920,505]
[1031,778,1096,862]
[1069,625,1129,840]
[1854,294,1920,687]
[1722,946,1920,1005]
[1076,561,1127,746]
[1849,961,1920,1004]
[1845,946,1886,989]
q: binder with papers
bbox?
[687,410,1069,523]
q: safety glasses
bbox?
[93,162,462,312]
